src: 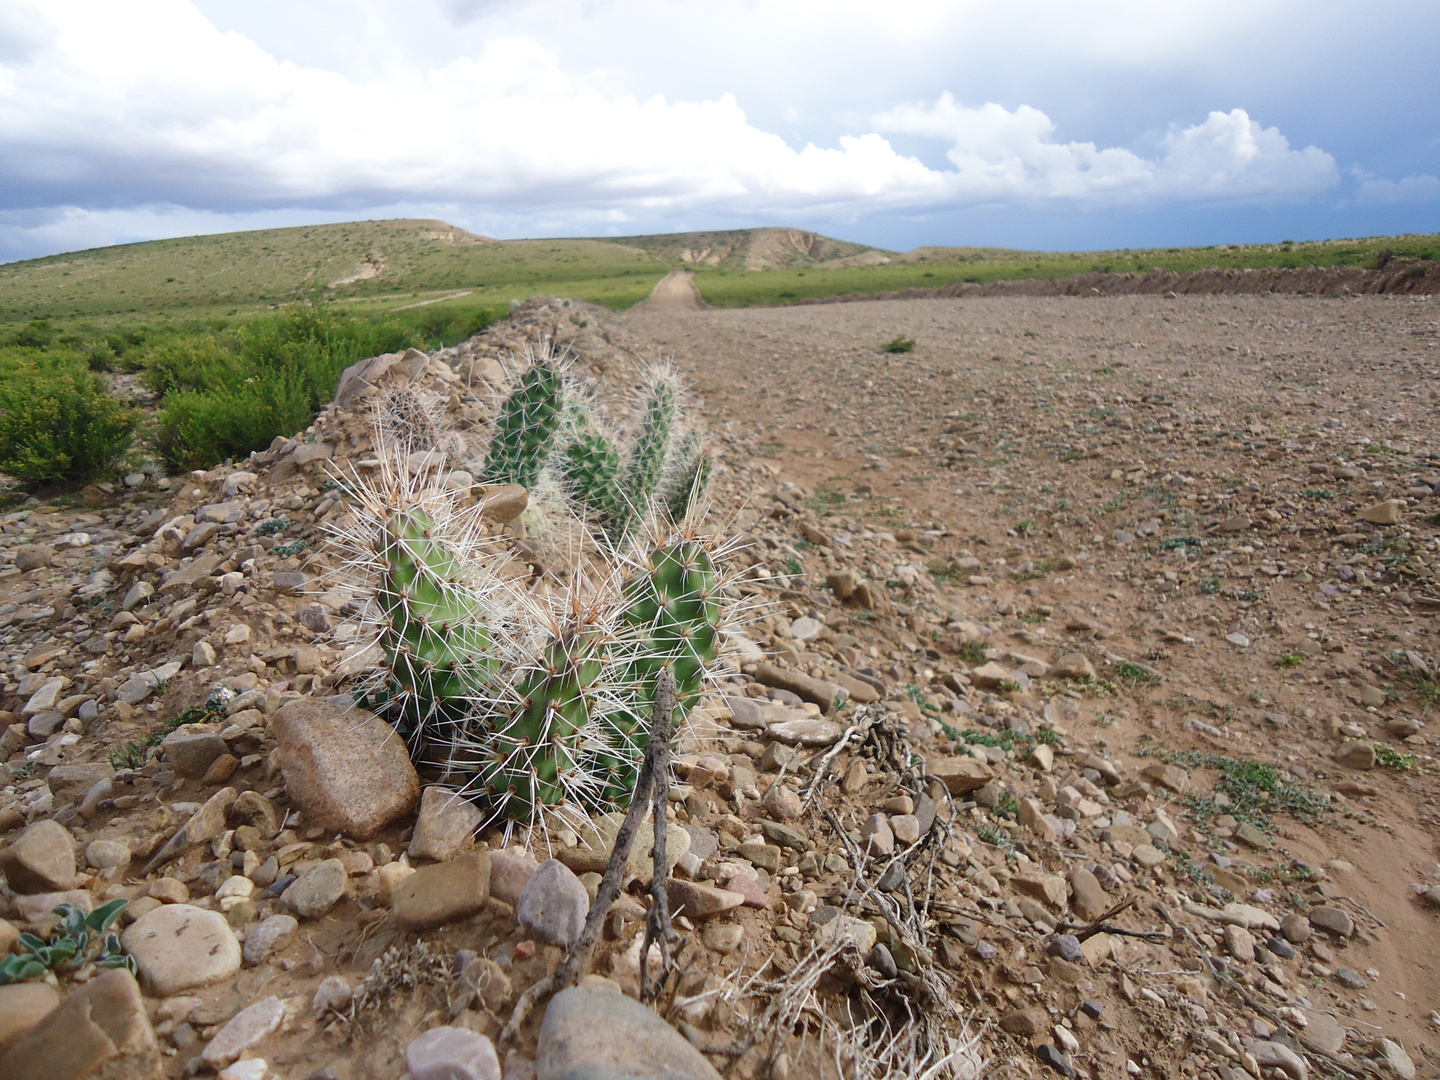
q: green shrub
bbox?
[0,351,137,483]
[881,335,916,353]
[151,303,417,470]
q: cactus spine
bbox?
[482,359,563,490]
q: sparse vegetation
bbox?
[1275,653,1306,669]
[880,335,916,354]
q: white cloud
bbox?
[1355,173,1440,207]
[0,0,1366,260]
[874,95,1338,205]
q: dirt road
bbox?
[632,269,707,311]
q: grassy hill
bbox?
[1,219,1437,329]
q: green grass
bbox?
[1275,653,1306,669]
[880,335,916,354]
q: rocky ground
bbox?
[0,290,1438,1080]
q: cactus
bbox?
[561,425,625,535]
[469,620,607,823]
[330,347,738,837]
[660,431,711,526]
[482,358,564,490]
[607,374,678,543]
[371,505,498,744]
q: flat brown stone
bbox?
[925,757,994,795]
[393,852,491,930]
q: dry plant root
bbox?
[498,670,678,1049]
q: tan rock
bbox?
[0,820,75,893]
[1360,499,1404,525]
[272,698,420,840]
[408,786,484,863]
[0,969,162,1080]
[926,757,994,795]
[0,982,60,1056]
[1052,653,1096,680]
[393,852,491,930]
[1141,762,1188,793]
[665,880,745,919]
[121,904,241,996]
[1014,873,1068,910]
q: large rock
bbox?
[753,663,839,713]
[272,698,420,839]
[925,757,994,795]
[516,860,589,948]
[0,982,60,1055]
[536,985,722,1080]
[121,904,241,996]
[0,969,162,1080]
[408,786,485,863]
[406,1026,501,1080]
[1068,867,1109,922]
[0,820,76,893]
[393,852,491,931]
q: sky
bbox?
[0,0,1437,263]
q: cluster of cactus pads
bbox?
[332,348,734,832]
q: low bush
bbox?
[0,349,137,483]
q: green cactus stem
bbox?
[562,427,625,534]
[608,377,677,543]
[374,507,496,742]
[662,436,711,525]
[474,624,605,817]
[483,360,564,490]
[599,539,720,803]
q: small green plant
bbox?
[1016,558,1054,582]
[1113,661,1160,685]
[974,825,1016,855]
[1374,745,1416,771]
[929,562,970,585]
[1275,653,1306,669]
[1015,520,1035,535]
[956,641,987,666]
[996,792,1020,817]
[274,540,309,558]
[109,741,146,770]
[1159,536,1203,552]
[784,556,804,577]
[256,516,291,536]
[0,900,133,984]
[1147,747,1328,832]
[880,336,916,354]
[996,679,1022,694]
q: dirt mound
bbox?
[795,259,1440,306]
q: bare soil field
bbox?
[622,292,1440,1046]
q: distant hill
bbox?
[0,218,1434,326]
[0,220,890,324]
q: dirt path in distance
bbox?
[633,269,707,311]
